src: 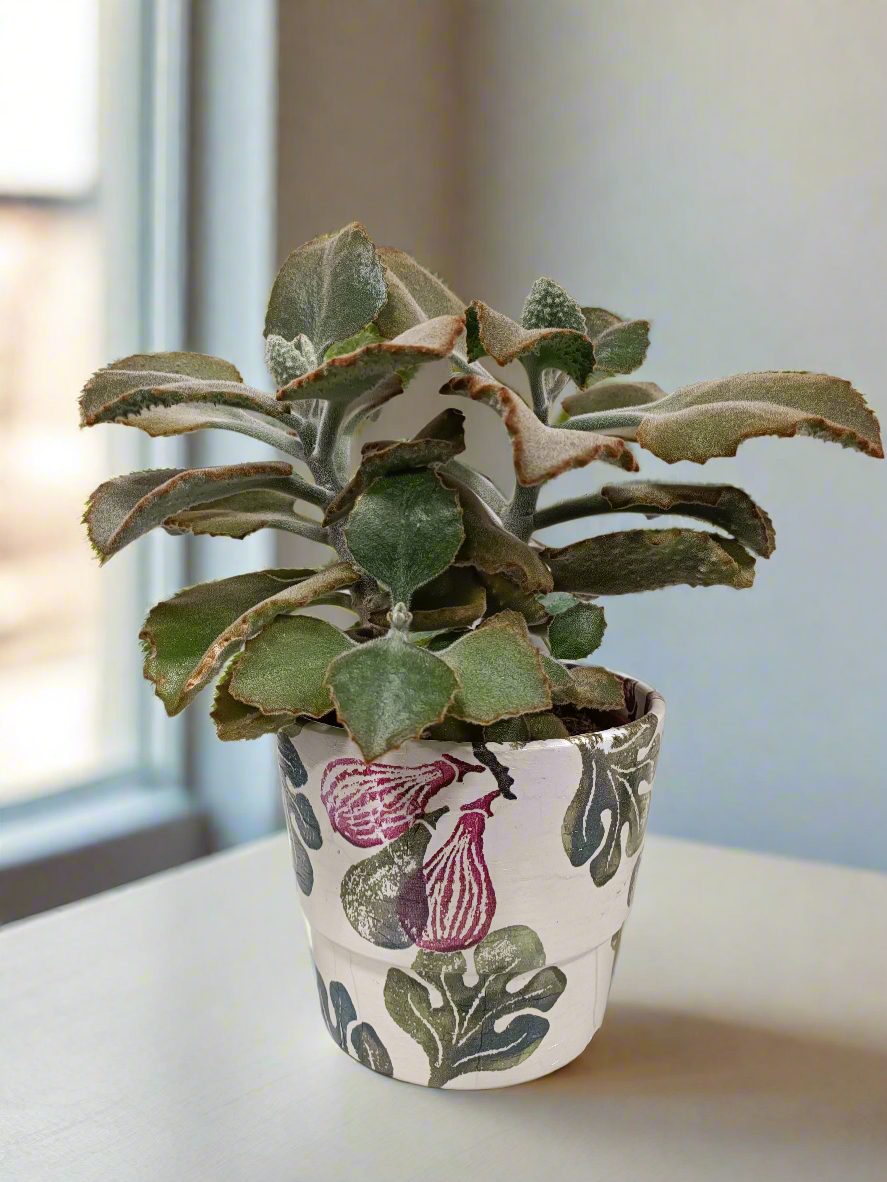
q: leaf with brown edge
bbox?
[539,656,625,712]
[80,352,307,454]
[562,372,884,464]
[229,615,356,719]
[542,529,756,595]
[438,611,552,725]
[534,480,776,558]
[211,658,296,741]
[547,601,607,660]
[325,632,459,763]
[277,315,465,406]
[323,408,466,525]
[374,246,465,341]
[439,472,553,592]
[561,381,665,417]
[164,488,330,544]
[478,572,550,625]
[580,307,650,376]
[371,567,486,632]
[441,371,638,486]
[468,300,596,388]
[85,462,295,562]
[264,222,388,356]
[141,563,360,715]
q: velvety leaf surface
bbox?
[581,308,650,375]
[325,633,459,762]
[374,246,465,340]
[141,563,359,714]
[210,659,295,741]
[469,300,596,388]
[164,487,329,543]
[535,480,776,557]
[264,222,388,356]
[562,665,627,712]
[521,277,587,333]
[344,469,464,605]
[542,528,756,594]
[439,612,551,724]
[384,925,567,1087]
[85,461,294,562]
[547,601,607,660]
[564,372,883,463]
[563,714,660,886]
[537,591,582,616]
[441,459,509,517]
[277,315,464,406]
[229,614,356,719]
[441,371,637,485]
[441,474,553,592]
[323,408,466,525]
[561,381,665,417]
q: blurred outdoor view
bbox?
[0,0,113,801]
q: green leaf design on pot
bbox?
[315,969,394,1077]
[562,715,660,886]
[384,924,567,1088]
[288,791,322,851]
[288,829,314,897]
[340,808,449,949]
[279,738,320,892]
[278,735,308,789]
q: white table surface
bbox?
[2,833,886,1182]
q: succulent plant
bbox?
[80,221,883,762]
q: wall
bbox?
[276,1,887,870]
[463,0,887,870]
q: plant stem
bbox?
[503,364,547,540]
[310,401,347,490]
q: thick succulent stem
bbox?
[502,365,546,540]
[311,401,348,490]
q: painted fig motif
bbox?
[321,753,484,848]
[417,790,498,952]
[341,807,449,949]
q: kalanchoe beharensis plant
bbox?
[80,222,883,762]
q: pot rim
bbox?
[284,669,665,756]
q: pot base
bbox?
[309,925,623,1089]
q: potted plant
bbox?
[81,222,882,1089]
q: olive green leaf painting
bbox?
[315,969,394,1078]
[562,715,660,886]
[384,925,566,1088]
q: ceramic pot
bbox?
[277,675,665,1089]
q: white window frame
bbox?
[1,0,279,919]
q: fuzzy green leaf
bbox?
[264,222,388,356]
[522,277,587,333]
[469,300,597,388]
[548,602,607,660]
[141,563,359,715]
[164,488,329,544]
[325,633,458,762]
[344,470,464,606]
[211,659,295,741]
[441,474,553,593]
[229,614,355,719]
[535,481,776,557]
[441,460,508,517]
[277,315,464,407]
[581,307,650,375]
[323,408,466,525]
[561,381,665,417]
[439,611,551,725]
[563,666,626,712]
[374,246,465,341]
[542,529,756,595]
[441,371,637,486]
[563,372,884,463]
[85,462,295,562]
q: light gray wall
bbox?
[464,0,887,870]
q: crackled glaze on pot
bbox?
[277,676,665,1089]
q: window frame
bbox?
[1,0,279,918]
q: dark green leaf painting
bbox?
[316,969,393,1078]
[384,925,566,1087]
[280,736,322,894]
[562,714,659,886]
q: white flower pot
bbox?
[277,676,665,1089]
